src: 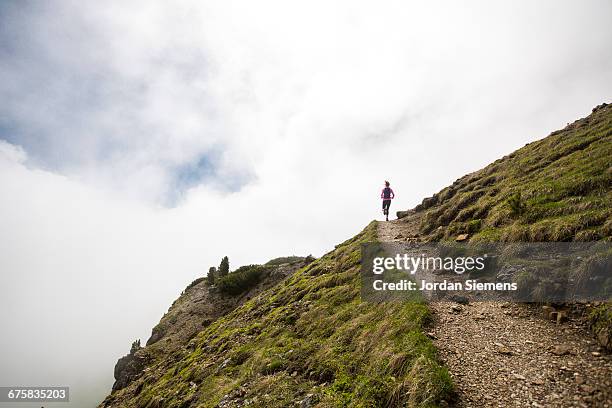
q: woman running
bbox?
[381,180,395,221]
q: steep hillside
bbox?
[402,103,611,243]
[394,102,611,353]
[100,224,453,407]
[109,257,313,394]
[100,104,610,408]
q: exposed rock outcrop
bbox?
[112,341,147,391]
[106,257,313,394]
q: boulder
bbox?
[542,305,555,320]
[551,344,572,356]
[592,102,608,113]
[396,210,414,219]
[112,341,148,391]
[414,196,438,212]
[449,294,469,305]
[556,311,568,324]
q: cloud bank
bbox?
[0,0,610,406]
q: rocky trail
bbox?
[378,218,611,408]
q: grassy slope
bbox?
[414,104,611,242]
[409,103,611,349]
[108,259,312,394]
[103,104,611,407]
[104,223,452,408]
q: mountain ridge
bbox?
[100,103,611,408]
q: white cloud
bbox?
[0,0,611,406]
[0,140,27,163]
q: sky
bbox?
[0,0,611,406]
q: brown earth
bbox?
[378,218,612,408]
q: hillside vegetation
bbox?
[106,257,312,395]
[101,223,452,407]
[408,103,611,243]
[101,104,611,408]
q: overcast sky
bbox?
[0,1,611,406]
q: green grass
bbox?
[410,104,611,350]
[103,105,612,408]
[109,222,453,408]
[415,105,612,243]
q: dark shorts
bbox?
[382,199,391,212]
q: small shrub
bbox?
[218,256,230,277]
[206,266,217,285]
[217,264,270,295]
[466,219,482,234]
[130,339,142,354]
[261,357,286,375]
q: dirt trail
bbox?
[377,218,611,408]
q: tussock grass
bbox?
[415,105,612,243]
[115,222,452,408]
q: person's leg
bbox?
[383,200,391,219]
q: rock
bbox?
[556,311,568,324]
[449,295,469,305]
[551,345,572,356]
[592,102,608,113]
[300,393,316,408]
[495,343,513,355]
[580,385,596,394]
[414,196,437,212]
[513,373,526,380]
[422,196,437,208]
[396,210,413,219]
[455,234,469,242]
[542,305,555,320]
[426,332,438,339]
[219,358,231,369]
[575,375,585,385]
[531,378,544,385]
[591,351,601,357]
[496,264,523,283]
[450,305,463,313]
[112,340,147,391]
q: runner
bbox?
[380,181,395,221]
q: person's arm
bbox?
[380,189,384,199]
[390,189,395,199]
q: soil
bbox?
[378,218,612,407]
